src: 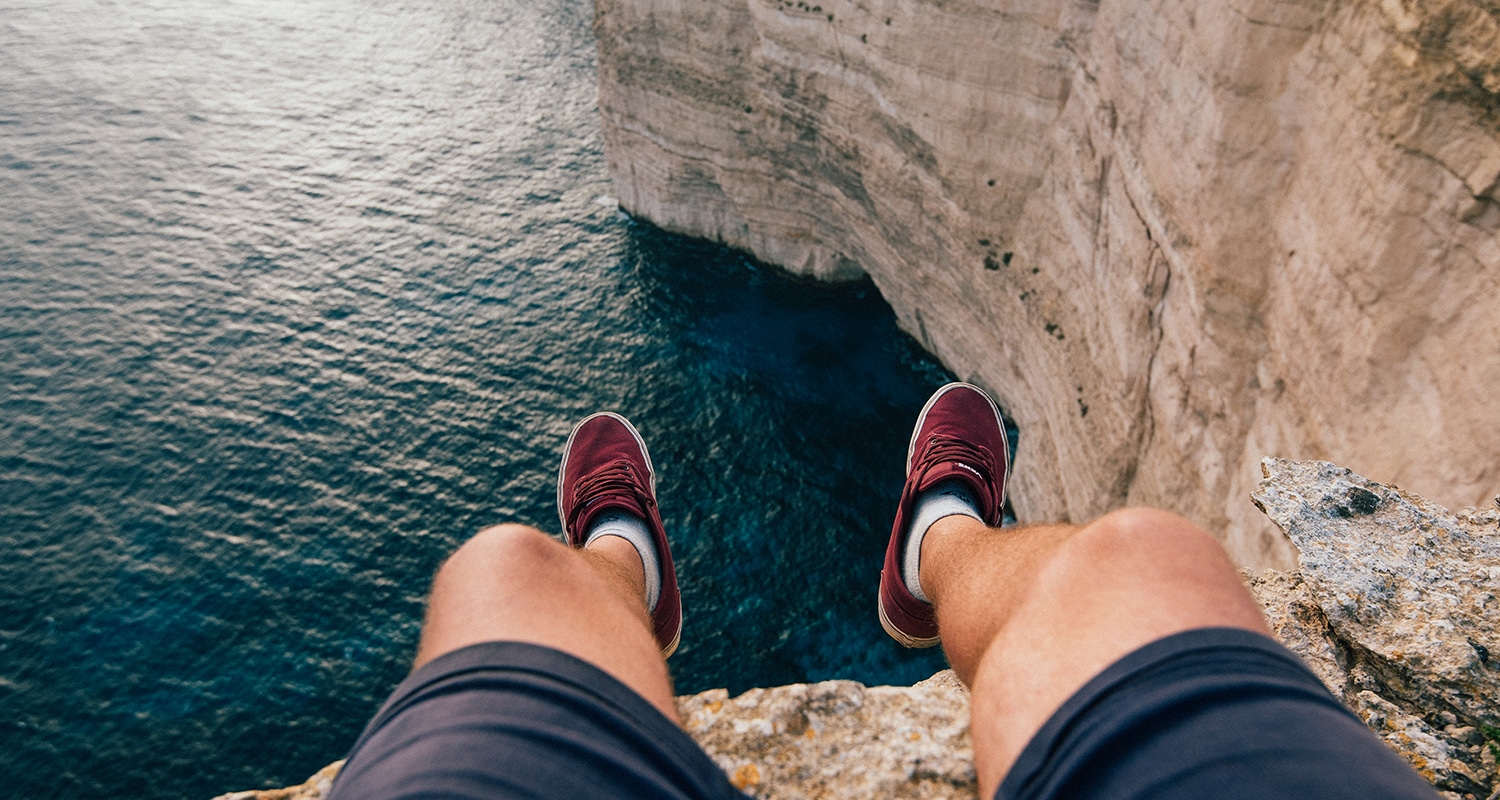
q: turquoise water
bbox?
[0,0,1014,797]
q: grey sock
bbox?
[585,512,662,612]
[902,480,982,603]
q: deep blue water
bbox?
[0,0,1014,797]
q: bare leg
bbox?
[919,507,1270,799]
[413,523,677,720]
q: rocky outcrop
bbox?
[592,0,1500,569]
[679,670,974,798]
[1249,457,1500,798]
[215,461,1498,800]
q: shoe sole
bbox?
[905,382,1012,496]
[556,411,678,659]
[878,596,941,648]
[659,623,681,660]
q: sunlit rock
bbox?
[1250,457,1500,798]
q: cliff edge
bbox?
[215,460,1499,800]
[592,0,1500,568]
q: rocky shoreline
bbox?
[215,460,1500,800]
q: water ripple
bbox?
[0,1,999,797]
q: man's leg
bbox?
[414,522,677,719]
[880,383,1436,800]
[916,509,1268,797]
[328,413,739,800]
[411,409,685,721]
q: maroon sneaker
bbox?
[879,383,1011,647]
[557,412,682,658]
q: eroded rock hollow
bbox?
[593,0,1500,567]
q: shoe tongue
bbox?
[578,492,649,532]
[917,462,993,516]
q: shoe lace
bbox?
[568,459,653,531]
[913,434,999,500]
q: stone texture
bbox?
[593,0,1500,569]
[677,670,973,798]
[216,461,1500,799]
[1249,457,1500,799]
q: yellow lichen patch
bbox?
[707,700,723,714]
[732,763,761,790]
[803,727,816,739]
[1404,753,1438,783]
[908,731,922,741]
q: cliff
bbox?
[591,0,1500,568]
[215,460,1499,800]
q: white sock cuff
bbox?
[902,480,982,603]
[585,512,662,612]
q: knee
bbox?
[469,523,556,549]
[438,524,566,583]
[1087,507,1213,543]
[1062,507,1230,573]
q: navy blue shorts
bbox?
[997,627,1437,800]
[326,641,748,800]
[328,630,1436,800]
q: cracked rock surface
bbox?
[1250,457,1500,799]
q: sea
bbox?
[0,0,1016,797]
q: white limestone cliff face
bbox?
[592,0,1500,568]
